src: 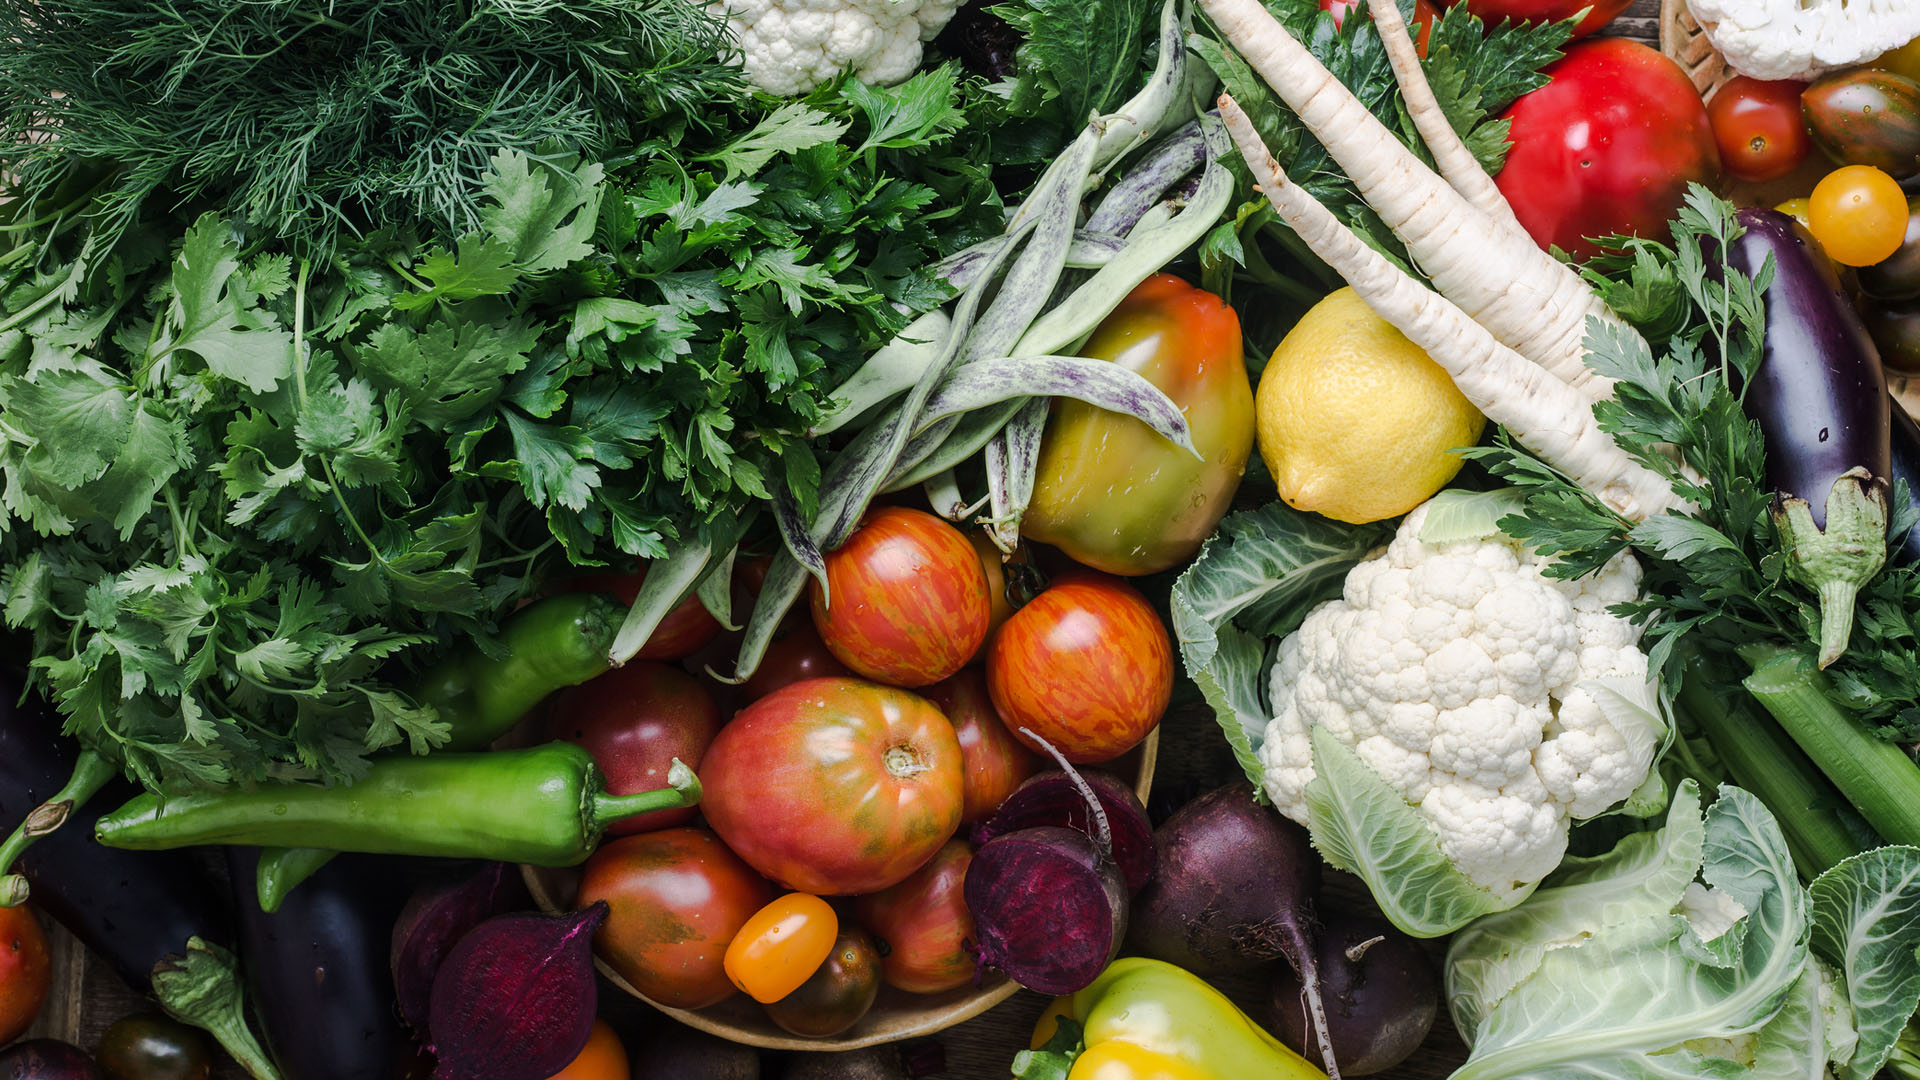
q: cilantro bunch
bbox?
[0,70,1005,790]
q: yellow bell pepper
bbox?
[1012,958,1329,1080]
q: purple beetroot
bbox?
[391,862,527,1038]
[1125,783,1342,1079]
[973,768,1155,894]
[965,732,1129,996]
[426,902,607,1080]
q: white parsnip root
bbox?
[1201,0,1623,404]
[1218,97,1682,522]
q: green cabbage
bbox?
[1446,782,1920,1080]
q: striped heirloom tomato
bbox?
[987,574,1173,764]
[810,507,992,688]
[700,678,965,895]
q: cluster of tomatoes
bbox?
[1702,42,1920,372]
[542,505,1173,1039]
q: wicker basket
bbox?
[1660,0,1920,418]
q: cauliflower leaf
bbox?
[1305,724,1517,938]
[1169,501,1389,787]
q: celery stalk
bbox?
[1743,652,1920,849]
[1676,662,1869,878]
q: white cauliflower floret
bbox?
[1259,500,1659,898]
[715,0,961,97]
[1688,0,1920,81]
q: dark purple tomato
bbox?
[95,1014,211,1080]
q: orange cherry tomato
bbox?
[1809,165,1909,266]
[723,893,839,1004]
[546,1019,629,1080]
[0,904,51,1044]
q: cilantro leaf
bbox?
[158,214,293,393]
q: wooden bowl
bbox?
[524,725,1159,1051]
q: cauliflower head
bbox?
[714,0,962,96]
[1688,0,1920,81]
[1259,500,1659,899]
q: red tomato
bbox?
[1495,39,1721,260]
[1708,77,1812,183]
[810,507,991,688]
[987,575,1172,764]
[700,677,965,895]
[740,626,851,704]
[969,530,1021,650]
[576,828,774,1010]
[1320,0,1438,55]
[550,561,720,661]
[0,904,50,1044]
[853,841,977,994]
[1447,0,1629,37]
[921,669,1041,824]
[545,662,722,835]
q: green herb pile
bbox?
[0,65,1004,789]
[0,0,745,255]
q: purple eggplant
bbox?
[0,674,281,1079]
[1891,400,1920,565]
[1726,209,1893,668]
[226,847,416,1080]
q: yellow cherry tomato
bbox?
[1068,1042,1215,1080]
[1775,197,1813,228]
[1808,165,1909,266]
[723,893,838,1004]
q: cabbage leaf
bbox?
[1808,846,1920,1080]
[1446,783,1920,1080]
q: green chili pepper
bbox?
[2,593,621,907]
[423,591,624,752]
[92,742,699,865]
[252,847,341,914]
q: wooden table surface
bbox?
[20,4,1666,1076]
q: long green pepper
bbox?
[92,742,698,865]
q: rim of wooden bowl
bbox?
[524,723,1160,1051]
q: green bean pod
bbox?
[93,742,700,866]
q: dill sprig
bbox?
[0,0,748,256]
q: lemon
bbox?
[1256,287,1484,524]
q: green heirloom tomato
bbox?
[1021,275,1255,576]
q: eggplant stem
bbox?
[1774,470,1888,669]
[153,937,284,1080]
[0,748,114,907]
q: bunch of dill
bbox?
[0,0,747,256]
